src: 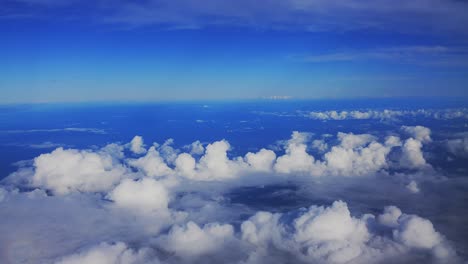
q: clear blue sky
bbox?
[1,0,468,103]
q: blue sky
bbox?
[1,0,468,102]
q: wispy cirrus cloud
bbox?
[2,0,468,35]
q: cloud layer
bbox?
[0,125,465,263]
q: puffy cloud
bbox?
[0,120,465,264]
[129,136,146,155]
[107,178,169,214]
[393,215,442,249]
[31,147,127,195]
[274,131,324,175]
[240,201,457,263]
[157,138,179,164]
[406,180,420,193]
[377,206,402,228]
[311,139,328,152]
[160,221,235,258]
[402,126,432,143]
[175,140,247,181]
[186,140,205,155]
[175,153,197,178]
[446,134,468,158]
[323,133,395,176]
[245,148,276,172]
[337,132,375,149]
[56,242,156,264]
[400,138,427,168]
[128,146,173,178]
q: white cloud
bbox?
[377,206,402,228]
[158,138,179,164]
[175,140,247,181]
[402,125,432,143]
[274,131,324,175]
[393,215,442,249]
[107,178,169,214]
[128,146,173,178]
[306,108,468,121]
[31,147,127,195]
[186,140,205,155]
[406,180,420,193]
[160,221,235,258]
[56,242,156,264]
[446,133,468,158]
[129,135,146,154]
[0,127,464,264]
[240,201,457,263]
[311,139,328,152]
[245,148,276,172]
[400,138,427,168]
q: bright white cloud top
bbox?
[0,124,466,264]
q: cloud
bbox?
[128,146,172,178]
[0,127,106,134]
[1,126,466,263]
[406,180,420,193]
[274,131,323,175]
[240,201,457,263]
[446,133,468,158]
[129,135,146,154]
[107,178,169,215]
[56,242,157,264]
[402,126,431,143]
[297,46,468,67]
[185,140,205,155]
[245,148,277,172]
[305,108,468,121]
[4,0,468,35]
[159,221,235,259]
[29,146,128,195]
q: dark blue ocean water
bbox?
[0,98,467,179]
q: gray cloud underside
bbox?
[1,125,468,263]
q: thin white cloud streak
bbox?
[0,127,107,134]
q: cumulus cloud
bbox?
[185,140,205,155]
[56,242,156,264]
[30,146,127,195]
[402,126,432,143]
[446,133,468,158]
[159,221,235,259]
[240,201,457,264]
[107,178,169,214]
[0,126,464,263]
[128,146,173,178]
[245,148,276,172]
[274,132,323,175]
[129,135,146,154]
[406,180,420,193]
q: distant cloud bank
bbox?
[305,108,468,121]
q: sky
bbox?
[1,0,468,102]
